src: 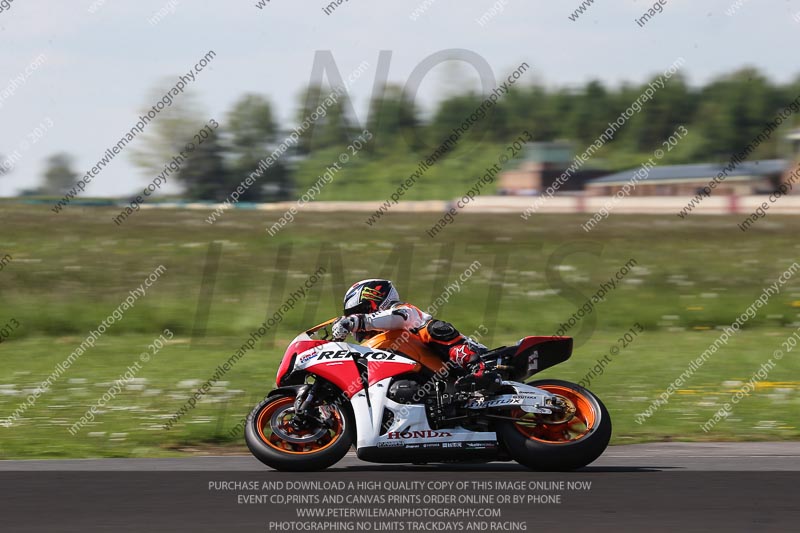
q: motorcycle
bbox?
[245,318,611,471]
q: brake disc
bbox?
[270,404,328,444]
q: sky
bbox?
[0,0,798,197]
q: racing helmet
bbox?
[343,279,400,316]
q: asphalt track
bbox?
[1,442,798,471]
[1,443,797,532]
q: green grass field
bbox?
[1,204,799,458]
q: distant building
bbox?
[784,129,800,185]
[498,142,606,195]
[585,128,800,196]
[786,128,800,153]
[585,159,788,196]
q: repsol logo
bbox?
[317,350,398,361]
[386,430,453,440]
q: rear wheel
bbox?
[245,392,354,471]
[497,379,611,471]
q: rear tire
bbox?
[497,379,611,471]
[245,392,354,471]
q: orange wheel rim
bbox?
[256,397,344,455]
[512,385,598,444]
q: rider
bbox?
[332,279,501,391]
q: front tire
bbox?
[245,392,354,471]
[497,379,611,471]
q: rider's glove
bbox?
[455,360,502,393]
[332,315,360,340]
[448,343,479,368]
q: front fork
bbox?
[293,383,315,414]
[292,380,338,430]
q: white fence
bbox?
[144,195,800,215]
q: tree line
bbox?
[18,67,800,200]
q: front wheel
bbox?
[497,379,611,471]
[245,391,354,471]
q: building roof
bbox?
[588,159,787,186]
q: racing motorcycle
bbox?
[245,318,611,471]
